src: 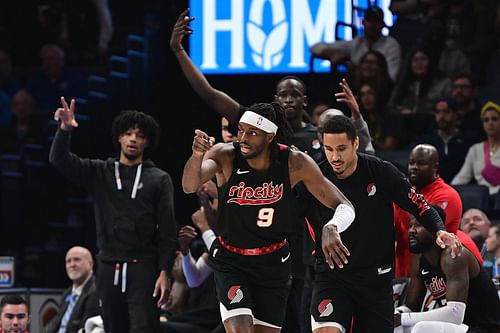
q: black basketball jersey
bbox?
[419,255,500,328]
[216,143,295,249]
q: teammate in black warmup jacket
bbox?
[182,103,354,333]
[296,115,461,333]
[49,98,177,333]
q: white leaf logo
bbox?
[247,20,288,70]
[247,0,288,70]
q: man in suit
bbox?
[47,246,99,333]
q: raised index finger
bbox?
[178,8,189,21]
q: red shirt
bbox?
[394,177,462,277]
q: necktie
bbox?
[57,292,77,333]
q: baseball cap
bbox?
[434,96,458,113]
[364,7,384,22]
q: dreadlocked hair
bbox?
[247,102,293,165]
[111,110,160,154]
[247,102,293,142]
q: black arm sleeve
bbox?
[383,160,446,235]
[49,128,99,191]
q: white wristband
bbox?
[325,203,355,233]
[202,229,216,249]
[401,301,466,326]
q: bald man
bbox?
[394,144,463,277]
[47,246,99,333]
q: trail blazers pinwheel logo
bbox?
[318,299,333,317]
[228,285,244,304]
[247,0,288,70]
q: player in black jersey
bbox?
[182,103,354,333]
[296,115,462,333]
[394,206,500,333]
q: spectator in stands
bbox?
[352,50,394,103]
[26,44,84,112]
[450,72,485,141]
[0,295,30,333]
[394,144,463,277]
[358,81,404,150]
[46,246,99,333]
[460,208,492,256]
[412,96,473,183]
[394,205,500,333]
[389,46,451,141]
[452,101,500,195]
[0,50,20,97]
[310,7,402,82]
[327,78,375,155]
[390,46,451,115]
[0,89,45,154]
[484,224,500,279]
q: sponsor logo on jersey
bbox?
[426,276,447,299]
[407,187,430,216]
[228,285,244,304]
[318,299,333,317]
[367,182,376,196]
[228,181,283,205]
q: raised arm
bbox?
[170,9,240,123]
[49,97,99,190]
[182,129,221,193]
[335,78,375,154]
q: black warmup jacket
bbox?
[297,153,446,272]
[49,129,177,271]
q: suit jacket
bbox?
[46,275,99,333]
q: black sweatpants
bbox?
[97,258,160,333]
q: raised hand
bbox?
[335,78,361,120]
[192,129,215,157]
[178,225,198,255]
[322,224,350,269]
[54,96,78,131]
[170,8,195,52]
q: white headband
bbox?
[239,111,278,135]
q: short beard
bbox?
[409,239,433,254]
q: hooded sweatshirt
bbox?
[49,129,177,271]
